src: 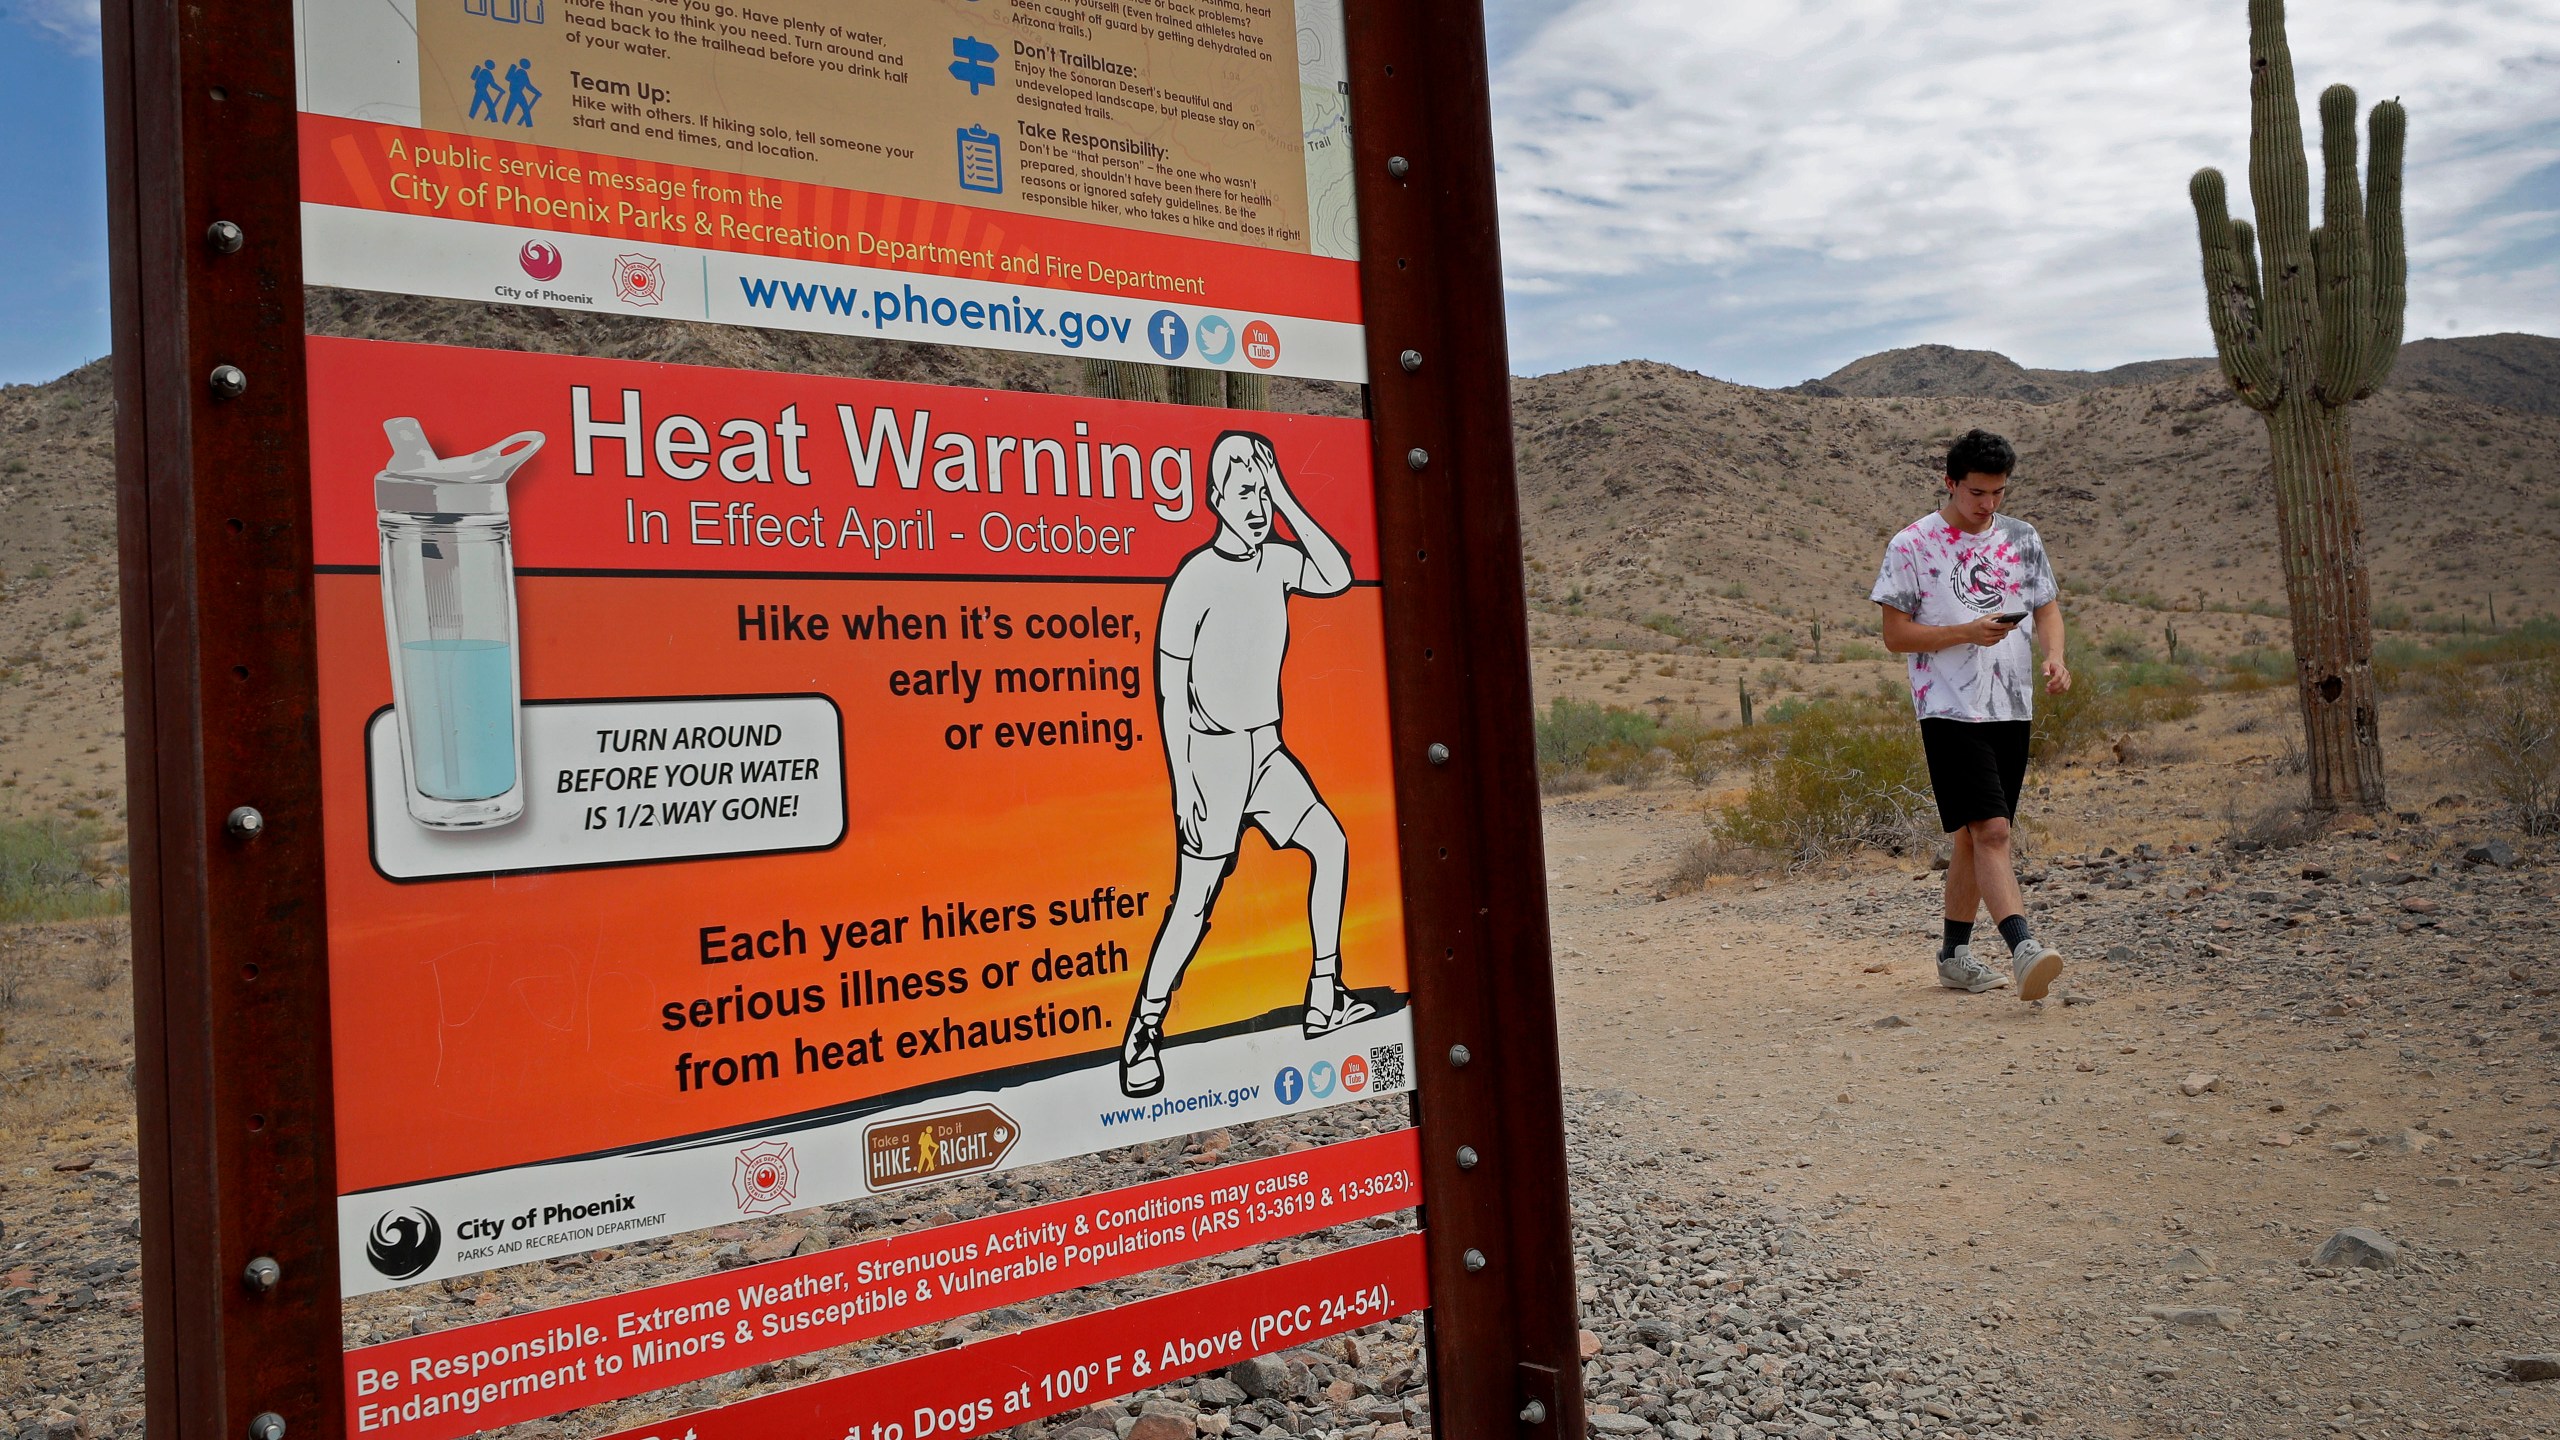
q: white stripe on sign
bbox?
[336,1009,1412,1296]
[300,204,1371,384]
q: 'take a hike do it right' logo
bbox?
[863,1105,1018,1191]
[365,1206,442,1279]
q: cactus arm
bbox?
[2315,84,2373,404]
[2234,219,2264,308]
[2191,168,2279,408]
[2357,99,2408,397]
[2244,0,2318,382]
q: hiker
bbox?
[1119,431,1370,1098]
[1870,428,2071,1000]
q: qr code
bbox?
[1367,1043,1407,1092]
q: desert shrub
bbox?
[1535,698,1656,767]
[1662,837,1783,895]
[1539,763,1602,796]
[1834,641,1886,663]
[2439,661,2560,834]
[2098,630,2154,663]
[1587,741,1662,788]
[1717,697,1931,864]
[2033,644,2206,760]
[81,918,129,991]
[1656,728,1722,788]
[1534,699,1669,791]
[0,933,25,1011]
[0,820,125,923]
[2220,648,2289,691]
[2226,796,2322,851]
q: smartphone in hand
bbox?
[1996,612,2027,625]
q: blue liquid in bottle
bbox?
[399,638,518,800]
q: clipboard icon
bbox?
[957,126,1003,194]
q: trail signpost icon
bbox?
[949,36,998,94]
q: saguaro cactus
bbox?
[2188,0,2404,811]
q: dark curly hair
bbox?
[1944,429,2016,482]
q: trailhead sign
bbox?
[105,0,1579,1437]
[294,0,1364,375]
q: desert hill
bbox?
[1789,345,2218,403]
[1788,333,2560,417]
[1513,353,2560,694]
[2,305,2555,827]
[2390,333,2560,416]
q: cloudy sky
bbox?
[1487,0,2560,383]
[0,0,2552,385]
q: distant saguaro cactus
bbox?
[2188,0,2404,811]
[1738,678,1754,729]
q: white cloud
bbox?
[1490,0,2560,382]
[6,0,99,53]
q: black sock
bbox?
[1997,914,2033,952]
[1939,919,1974,959]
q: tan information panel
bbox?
[416,0,1327,252]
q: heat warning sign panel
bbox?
[292,0,1366,373]
[311,336,1413,1294]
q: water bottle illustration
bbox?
[374,418,544,829]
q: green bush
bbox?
[0,820,126,923]
[1534,698,1661,791]
[1717,697,1930,864]
[1534,698,1656,767]
[2031,642,2205,759]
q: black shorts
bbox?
[1919,718,2031,833]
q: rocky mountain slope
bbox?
[1514,340,2560,686]
[2,314,2553,827]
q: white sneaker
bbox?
[1303,977,1377,1038]
[1936,945,2007,993]
[2011,938,2064,1002]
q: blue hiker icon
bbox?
[468,59,502,122]
[501,58,542,127]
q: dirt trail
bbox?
[1544,715,2560,1438]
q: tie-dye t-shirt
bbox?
[1869,512,2059,722]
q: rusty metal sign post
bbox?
[105,0,1583,1433]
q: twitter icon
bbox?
[1194,313,1236,364]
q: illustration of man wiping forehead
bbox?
[1120,430,1371,1098]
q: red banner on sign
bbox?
[588,1233,1428,1440]
[344,1132,1420,1440]
[303,336,1381,583]
[298,115,1365,324]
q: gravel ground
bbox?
[6,713,2559,1438]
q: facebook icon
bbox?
[1274,1065,1305,1105]
[1146,309,1189,360]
